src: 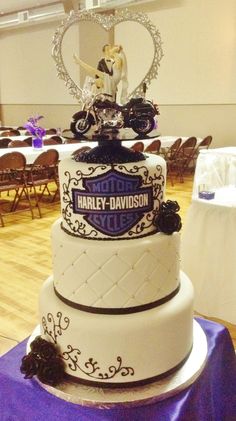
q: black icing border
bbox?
[54,284,180,315]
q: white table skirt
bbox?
[181,194,236,324]
[192,147,236,197]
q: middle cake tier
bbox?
[52,219,180,311]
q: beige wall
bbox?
[0,0,236,147]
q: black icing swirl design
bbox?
[62,346,134,380]
[21,312,135,385]
[42,312,70,344]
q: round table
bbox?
[181,188,236,324]
[192,147,236,196]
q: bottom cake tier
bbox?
[39,272,194,387]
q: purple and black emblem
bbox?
[72,170,153,236]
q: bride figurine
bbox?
[73,44,128,104]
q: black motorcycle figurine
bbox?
[70,92,159,137]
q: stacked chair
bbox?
[43,137,62,145]
[0,152,34,227]
[64,138,82,144]
[144,139,161,154]
[0,126,14,131]
[0,138,11,148]
[71,146,92,157]
[25,149,59,218]
[167,137,197,184]
[45,128,57,135]
[8,140,29,148]
[162,138,182,184]
[130,141,144,152]
[191,135,212,170]
[0,129,21,136]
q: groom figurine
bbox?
[96,44,114,77]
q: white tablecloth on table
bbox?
[0,136,191,163]
[181,189,236,324]
[0,143,96,164]
[0,135,61,142]
[192,147,236,197]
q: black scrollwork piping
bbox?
[62,345,135,380]
[40,312,134,381]
[42,312,70,344]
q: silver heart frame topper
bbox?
[52,9,163,103]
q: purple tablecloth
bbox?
[0,318,236,420]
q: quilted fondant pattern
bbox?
[52,226,180,308]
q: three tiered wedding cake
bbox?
[21,141,194,388]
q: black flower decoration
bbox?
[20,336,65,386]
[37,356,65,386]
[20,353,40,379]
[154,200,182,235]
[160,200,180,213]
[30,336,57,360]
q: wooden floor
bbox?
[0,175,235,356]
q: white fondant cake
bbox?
[35,147,194,387]
[52,219,180,309]
[40,272,193,386]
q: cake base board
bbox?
[27,320,207,408]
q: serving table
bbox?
[181,192,236,324]
[182,146,236,324]
[0,318,235,420]
[192,147,236,196]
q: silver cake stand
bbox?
[27,320,207,409]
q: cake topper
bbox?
[73,43,128,104]
[52,9,163,103]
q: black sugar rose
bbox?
[154,200,182,235]
[30,336,57,360]
[37,357,65,386]
[20,353,40,379]
[21,335,65,386]
[155,211,182,235]
[160,200,180,213]
[30,336,46,352]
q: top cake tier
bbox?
[59,151,166,240]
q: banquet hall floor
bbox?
[0,175,235,356]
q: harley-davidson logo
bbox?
[72,170,153,236]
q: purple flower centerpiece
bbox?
[24,115,46,149]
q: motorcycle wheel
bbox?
[131,116,155,136]
[70,113,92,135]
